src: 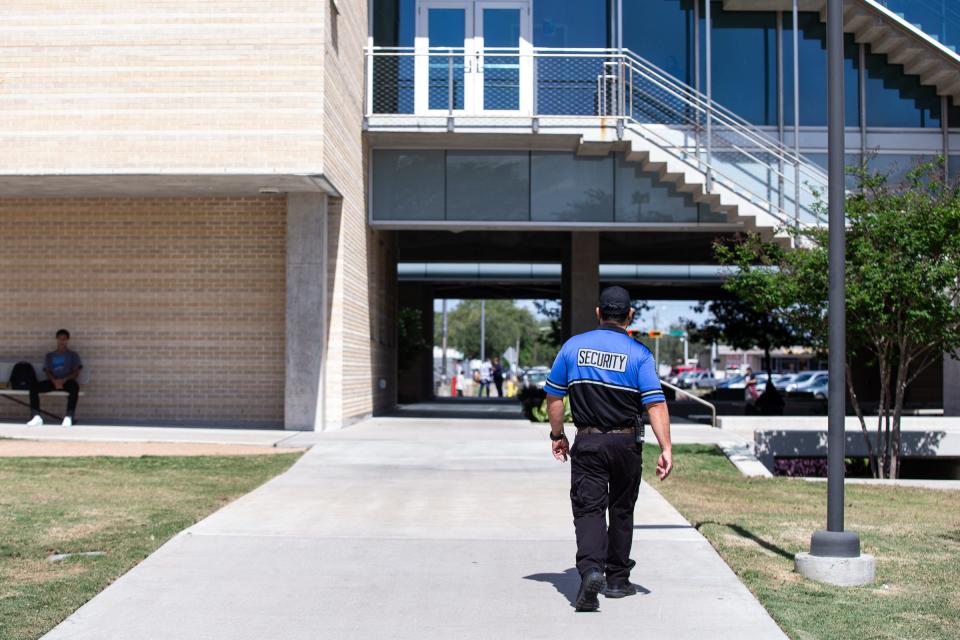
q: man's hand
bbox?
[552,435,569,462]
[53,378,64,390]
[656,448,673,481]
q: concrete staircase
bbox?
[724,0,960,105]
[574,131,769,236]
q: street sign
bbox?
[669,330,686,337]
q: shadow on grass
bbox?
[694,520,795,560]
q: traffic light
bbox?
[647,330,662,338]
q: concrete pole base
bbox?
[795,552,876,586]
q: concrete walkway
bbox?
[39,416,785,640]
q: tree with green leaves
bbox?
[436,300,552,367]
[717,160,960,478]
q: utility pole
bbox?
[795,0,874,587]
[480,299,486,362]
[441,299,448,383]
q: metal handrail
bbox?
[365,46,829,228]
[660,380,718,429]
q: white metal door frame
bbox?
[414,0,531,115]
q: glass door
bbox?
[415,0,531,116]
[415,2,475,115]
[475,2,531,114]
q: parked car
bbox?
[686,371,718,389]
[522,371,549,389]
[668,367,703,386]
[783,371,817,392]
[717,374,745,389]
[774,373,800,391]
[806,377,829,400]
[787,371,829,393]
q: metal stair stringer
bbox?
[575,125,791,241]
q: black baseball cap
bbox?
[599,286,631,315]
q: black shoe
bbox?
[603,581,639,598]
[575,569,606,612]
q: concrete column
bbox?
[562,232,600,338]
[397,283,434,403]
[285,193,328,431]
[945,352,960,416]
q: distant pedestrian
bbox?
[492,356,504,397]
[478,358,493,397]
[744,366,759,413]
[452,360,464,397]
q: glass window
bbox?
[427,8,468,110]
[481,8,522,111]
[867,153,937,185]
[534,0,608,48]
[874,0,960,55]
[447,152,530,220]
[783,12,860,127]
[864,43,943,128]
[950,157,960,184]
[708,6,777,126]
[805,153,863,189]
[373,0,416,46]
[372,150,446,220]
[615,154,701,222]
[623,0,696,86]
[372,0,416,113]
[531,152,614,222]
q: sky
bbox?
[432,299,708,332]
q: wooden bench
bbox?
[0,361,90,421]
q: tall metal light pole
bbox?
[795,0,874,586]
[480,299,486,362]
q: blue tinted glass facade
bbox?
[864,43,943,128]
[710,7,777,126]
[533,0,608,48]
[624,0,696,86]
[875,0,960,54]
[782,12,860,127]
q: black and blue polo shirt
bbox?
[544,325,665,430]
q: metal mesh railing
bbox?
[366,46,829,229]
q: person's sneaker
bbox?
[26,415,43,427]
[603,581,640,598]
[61,416,73,427]
[575,569,606,612]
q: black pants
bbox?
[570,432,642,583]
[30,380,79,417]
[493,379,503,396]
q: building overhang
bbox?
[0,173,341,198]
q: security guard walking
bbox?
[544,286,673,612]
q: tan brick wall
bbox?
[0,2,325,173]
[321,0,398,424]
[0,197,286,425]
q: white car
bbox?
[686,371,718,389]
[786,371,829,393]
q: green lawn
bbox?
[0,454,302,640]
[644,444,960,640]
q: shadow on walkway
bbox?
[524,567,651,608]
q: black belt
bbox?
[577,426,632,435]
